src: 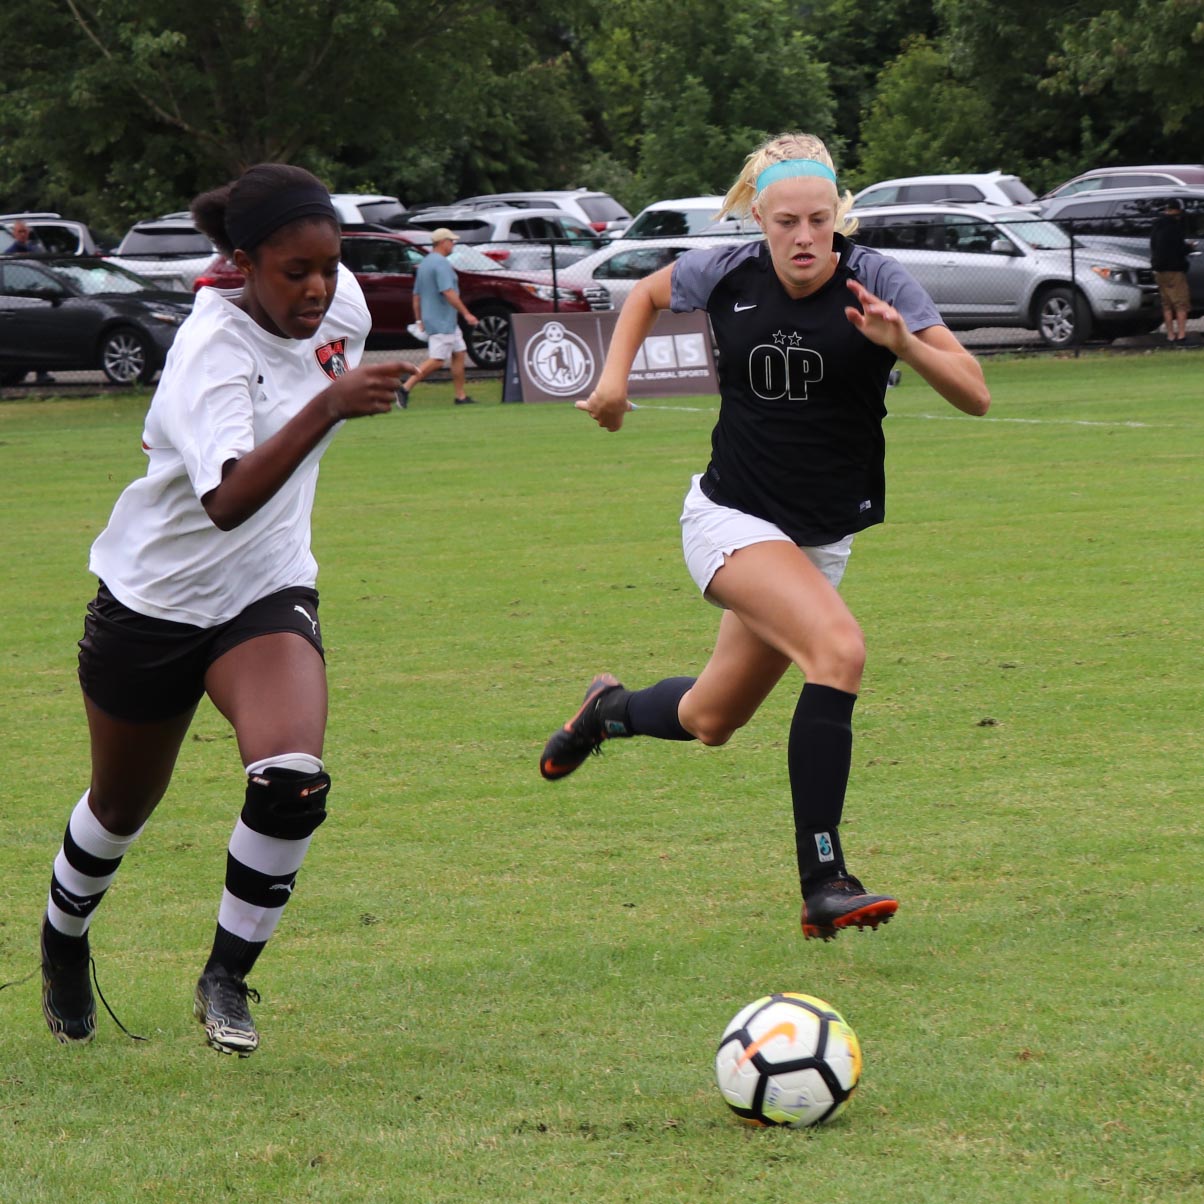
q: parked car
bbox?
[449,190,632,234]
[560,236,748,310]
[1039,164,1204,201]
[613,197,760,243]
[106,213,218,292]
[194,230,609,369]
[0,256,192,385]
[1036,186,1204,312]
[330,192,407,226]
[399,206,605,270]
[1,212,107,255]
[852,172,1036,209]
[852,202,1161,346]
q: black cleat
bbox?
[540,673,624,780]
[801,873,898,941]
[194,967,261,1056]
[40,917,96,1045]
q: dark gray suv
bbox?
[1037,187,1204,313]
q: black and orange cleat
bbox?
[801,873,898,941]
[539,673,626,781]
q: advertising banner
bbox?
[503,310,717,403]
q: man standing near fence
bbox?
[1149,199,1194,344]
[396,228,480,407]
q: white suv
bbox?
[853,172,1036,209]
[450,190,631,234]
[610,197,760,245]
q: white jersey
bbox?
[89,264,370,627]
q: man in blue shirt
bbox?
[397,228,480,407]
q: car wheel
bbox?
[1036,287,1092,348]
[100,327,155,385]
[466,304,512,369]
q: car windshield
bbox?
[626,208,723,238]
[1009,219,1074,250]
[49,260,161,294]
[447,245,505,272]
[117,229,213,256]
[999,179,1037,204]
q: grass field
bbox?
[1,352,1201,1203]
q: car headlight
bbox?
[1089,265,1137,286]
[521,283,579,302]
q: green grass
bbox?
[1,353,1201,1203]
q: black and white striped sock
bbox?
[46,791,143,939]
[208,753,322,977]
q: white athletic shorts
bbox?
[427,328,467,360]
[679,473,854,605]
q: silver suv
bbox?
[106,213,217,292]
[853,172,1036,209]
[852,203,1160,347]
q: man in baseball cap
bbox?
[1150,198,1194,343]
[398,227,479,406]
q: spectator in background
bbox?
[4,219,46,254]
[5,221,53,382]
[1149,199,1194,344]
[396,228,480,408]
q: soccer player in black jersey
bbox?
[540,132,990,941]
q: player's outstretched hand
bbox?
[844,280,908,355]
[575,382,634,432]
[322,361,419,419]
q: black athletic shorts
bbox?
[77,581,324,723]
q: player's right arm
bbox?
[576,264,674,432]
[202,361,411,530]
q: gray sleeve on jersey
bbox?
[846,244,945,332]
[670,242,763,312]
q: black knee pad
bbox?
[242,767,330,840]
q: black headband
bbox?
[226,183,338,252]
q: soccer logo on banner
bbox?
[523,321,595,396]
[508,311,718,403]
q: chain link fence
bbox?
[3,214,1196,395]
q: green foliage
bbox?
[1,353,1202,1200]
[585,0,836,207]
[1,0,1200,232]
[1048,0,1204,134]
[853,36,996,187]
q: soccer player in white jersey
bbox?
[38,164,416,1054]
[540,132,990,940]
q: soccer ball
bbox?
[715,992,862,1127]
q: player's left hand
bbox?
[844,280,908,355]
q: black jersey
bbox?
[670,235,943,545]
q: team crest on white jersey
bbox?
[748,330,823,401]
[524,321,594,396]
[315,338,348,380]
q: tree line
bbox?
[2,0,1200,238]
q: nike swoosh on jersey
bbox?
[733,302,757,312]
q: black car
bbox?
[1037,186,1204,312]
[0,256,193,385]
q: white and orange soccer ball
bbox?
[715,992,862,1127]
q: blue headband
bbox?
[755,158,837,193]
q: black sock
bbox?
[42,918,89,963]
[598,676,696,741]
[788,683,857,888]
[204,925,265,980]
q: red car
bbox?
[193,229,609,368]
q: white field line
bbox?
[633,403,1180,429]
